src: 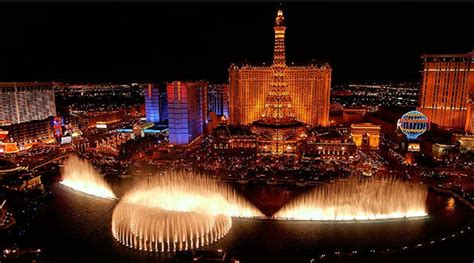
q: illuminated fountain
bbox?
[112,203,232,252]
[274,176,428,221]
[61,155,116,199]
[112,171,262,252]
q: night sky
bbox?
[0,3,473,84]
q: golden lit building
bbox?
[301,128,357,161]
[211,125,257,153]
[417,51,474,131]
[350,123,381,150]
[465,92,474,133]
[229,10,331,127]
[1,117,54,146]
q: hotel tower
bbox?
[0,82,56,124]
[167,81,208,145]
[229,9,331,127]
[417,51,474,132]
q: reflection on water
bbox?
[22,182,472,263]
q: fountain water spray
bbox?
[61,157,429,252]
[274,176,428,221]
[112,171,262,252]
[61,155,116,199]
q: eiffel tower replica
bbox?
[252,9,305,156]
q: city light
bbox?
[0,4,473,263]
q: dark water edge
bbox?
[17,180,474,263]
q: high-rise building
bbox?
[144,84,168,123]
[229,10,331,127]
[208,84,229,118]
[417,51,474,131]
[466,92,474,133]
[0,82,56,124]
[2,118,54,144]
[167,81,208,145]
[144,84,160,123]
[159,85,168,122]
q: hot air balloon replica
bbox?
[397,111,430,164]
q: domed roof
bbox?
[400,110,428,120]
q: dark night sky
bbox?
[0,3,473,84]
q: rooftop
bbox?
[421,50,474,58]
[0,82,55,88]
[252,120,304,129]
[351,123,381,129]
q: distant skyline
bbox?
[0,3,473,84]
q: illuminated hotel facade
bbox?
[466,92,474,133]
[167,81,208,145]
[210,9,335,157]
[417,51,474,132]
[0,82,56,124]
[144,84,161,123]
[229,11,331,127]
[208,84,229,118]
[144,84,168,123]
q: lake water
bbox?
[20,176,473,263]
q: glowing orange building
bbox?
[417,51,474,131]
[466,92,474,133]
[229,10,331,127]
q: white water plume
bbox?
[274,176,428,221]
[61,155,116,199]
[111,171,262,252]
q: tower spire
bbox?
[251,7,305,156]
[259,8,296,124]
[273,8,286,66]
